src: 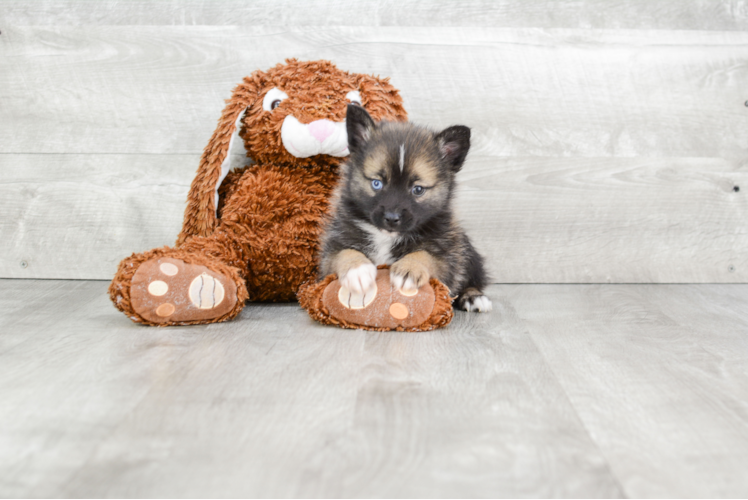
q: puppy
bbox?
[319,104,491,312]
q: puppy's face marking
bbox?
[344,105,470,235]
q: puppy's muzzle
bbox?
[383,211,401,229]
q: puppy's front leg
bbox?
[332,249,377,294]
[390,251,439,294]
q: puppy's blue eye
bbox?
[412,185,425,196]
[371,179,383,190]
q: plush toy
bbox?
[298,266,454,332]
[108,59,407,325]
[109,59,454,331]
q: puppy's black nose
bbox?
[383,211,401,226]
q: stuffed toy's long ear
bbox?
[354,74,408,123]
[176,76,261,246]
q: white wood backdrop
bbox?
[1,1,747,282]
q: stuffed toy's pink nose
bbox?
[307,119,336,143]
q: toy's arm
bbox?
[176,76,260,246]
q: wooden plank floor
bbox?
[1,280,747,497]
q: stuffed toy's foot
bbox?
[298,267,453,332]
[129,257,239,324]
[109,248,248,326]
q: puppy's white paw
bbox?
[390,273,419,295]
[390,256,430,295]
[340,263,377,295]
[459,294,493,313]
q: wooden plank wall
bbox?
[1,1,747,282]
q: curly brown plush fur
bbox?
[109,59,407,326]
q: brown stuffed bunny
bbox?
[108,59,408,326]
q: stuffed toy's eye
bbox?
[412,185,425,196]
[371,179,383,190]
[346,90,362,107]
[262,88,289,112]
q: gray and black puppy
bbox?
[319,104,491,312]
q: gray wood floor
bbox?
[1,281,747,497]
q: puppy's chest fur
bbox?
[356,221,402,265]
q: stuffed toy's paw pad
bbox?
[323,269,435,329]
[130,257,238,324]
[298,267,454,332]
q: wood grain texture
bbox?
[503,283,748,497]
[0,154,192,279]
[2,20,748,283]
[2,0,748,30]
[2,26,748,158]
[0,280,623,497]
[3,154,745,283]
[459,156,748,283]
[0,152,254,280]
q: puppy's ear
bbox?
[436,125,471,173]
[346,104,376,155]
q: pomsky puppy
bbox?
[318,104,491,312]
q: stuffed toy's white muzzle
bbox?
[281,116,349,158]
